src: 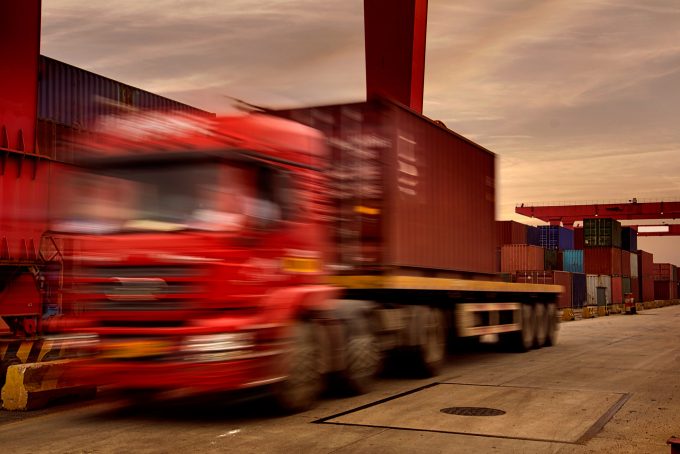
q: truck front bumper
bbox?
[66,353,284,393]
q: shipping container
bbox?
[654,280,673,300]
[611,276,623,305]
[544,249,560,271]
[275,99,497,274]
[38,56,212,130]
[515,271,572,308]
[584,218,622,248]
[622,276,631,295]
[526,226,540,246]
[621,226,638,252]
[653,263,674,281]
[538,225,574,250]
[631,277,639,302]
[574,227,584,249]
[630,253,638,278]
[637,250,654,278]
[496,221,527,246]
[620,250,631,277]
[500,245,545,273]
[572,273,587,308]
[641,277,655,302]
[584,247,622,275]
[562,249,584,273]
[586,274,612,306]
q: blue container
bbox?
[571,272,587,308]
[526,226,540,246]
[621,227,638,252]
[538,226,574,250]
[562,249,584,273]
[38,56,212,129]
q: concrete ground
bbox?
[1,305,679,454]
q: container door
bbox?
[597,287,607,306]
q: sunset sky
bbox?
[41,0,680,263]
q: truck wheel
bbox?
[544,303,558,346]
[340,331,380,395]
[415,308,446,377]
[503,303,536,352]
[534,303,547,348]
[272,322,322,414]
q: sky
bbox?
[41,0,680,263]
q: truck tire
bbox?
[534,303,547,347]
[415,308,446,377]
[339,331,380,395]
[544,303,558,346]
[503,303,536,352]
[272,322,322,414]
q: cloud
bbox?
[41,0,680,264]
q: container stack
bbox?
[497,221,585,309]
[582,218,623,306]
[502,217,677,307]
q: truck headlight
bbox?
[181,333,254,361]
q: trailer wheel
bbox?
[416,308,446,377]
[544,303,558,346]
[272,322,322,414]
[503,303,536,352]
[340,330,380,395]
[534,303,547,348]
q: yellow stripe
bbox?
[0,343,8,361]
[16,341,34,363]
[326,275,563,294]
[38,341,55,362]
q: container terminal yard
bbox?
[1,1,679,453]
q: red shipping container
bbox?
[631,277,639,303]
[653,263,673,281]
[641,277,655,302]
[637,250,654,279]
[611,276,623,304]
[620,250,631,276]
[654,281,673,300]
[496,221,528,246]
[574,227,584,249]
[276,99,497,274]
[501,245,544,273]
[515,270,572,309]
[584,247,622,275]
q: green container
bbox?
[584,218,622,248]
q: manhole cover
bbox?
[440,406,506,417]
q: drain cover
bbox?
[440,406,506,417]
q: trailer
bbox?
[48,103,561,412]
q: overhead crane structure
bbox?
[515,200,680,236]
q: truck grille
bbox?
[74,265,202,312]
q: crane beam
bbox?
[516,201,680,226]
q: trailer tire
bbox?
[544,303,558,346]
[534,303,547,348]
[415,308,446,377]
[503,303,536,352]
[272,322,322,414]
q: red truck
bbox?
[51,101,561,412]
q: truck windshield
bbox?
[52,161,261,234]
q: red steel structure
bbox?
[516,200,680,230]
[364,0,428,113]
[0,0,52,336]
[0,0,41,152]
